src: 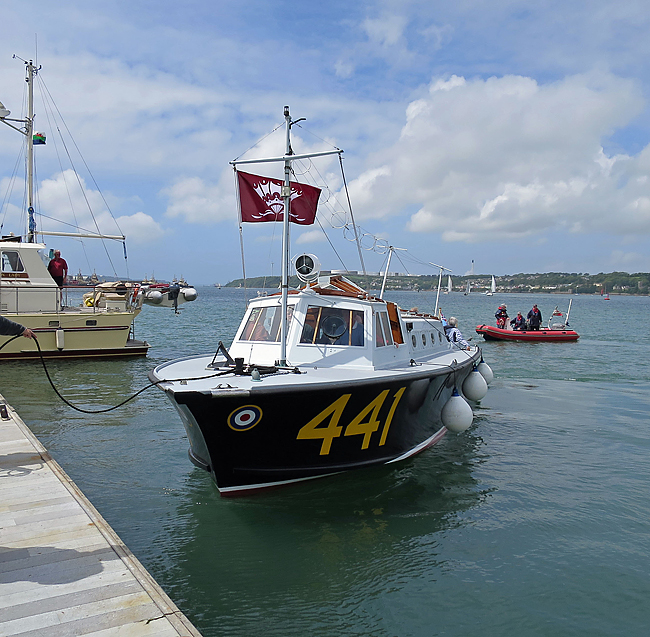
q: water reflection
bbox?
[157,427,490,637]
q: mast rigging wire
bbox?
[37,75,129,278]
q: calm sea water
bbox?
[2,288,650,636]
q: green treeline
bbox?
[225,271,650,295]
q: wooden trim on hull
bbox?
[476,325,579,342]
[0,340,149,360]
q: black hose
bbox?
[0,334,235,414]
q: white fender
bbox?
[477,360,494,385]
[441,390,473,433]
[462,368,488,401]
[144,290,163,305]
[182,287,198,302]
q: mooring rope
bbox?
[0,335,236,414]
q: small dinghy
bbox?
[475,325,579,342]
[477,301,579,342]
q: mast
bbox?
[0,58,40,243]
[379,247,394,300]
[229,109,343,366]
[379,246,407,300]
[279,106,293,367]
[26,60,36,242]
[429,261,450,317]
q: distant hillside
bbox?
[225,271,650,295]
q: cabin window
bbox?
[240,305,294,342]
[375,313,386,347]
[300,306,364,346]
[1,251,25,273]
[422,333,427,346]
[380,313,393,346]
[86,320,97,326]
[430,333,435,345]
[411,334,417,348]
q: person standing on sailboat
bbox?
[47,250,68,288]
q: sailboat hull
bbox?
[0,310,148,359]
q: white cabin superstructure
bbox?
[227,275,454,372]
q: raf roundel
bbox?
[228,405,263,431]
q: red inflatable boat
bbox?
[475,325,579,342]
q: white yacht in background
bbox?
[0,59,148,359]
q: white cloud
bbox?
[111,212,164,244]
[608,249,650,270]
[162,130,341,225]
[363,14,408,49]
[163,176,235,224]
[420,23,454,50]
[34,170,162,243]
[345,71,648,241]
[335,60,355,79]
[296,229,326,245]
[37,170,107,228]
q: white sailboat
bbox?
[485,275,496,296]
[0,58,148,359]
[444,275,452,294]
[464,280,471,295]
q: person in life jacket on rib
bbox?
[527,304,542,330]
[495,304,509,329]
[510,311,526,330]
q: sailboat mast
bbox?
[379,247,394,300]
[26,60,36,243]
[434,267,443,316]
[279,106,293,367]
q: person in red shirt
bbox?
[47,250,68,287]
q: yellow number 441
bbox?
[297,387,405,455]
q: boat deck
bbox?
[0,394,202,637]
[152,347,481,394]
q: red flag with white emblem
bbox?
[237,171,321,225]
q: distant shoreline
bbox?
[223,271,650,296]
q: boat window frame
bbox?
[1,250,26,275]
[299,305,365,347]
[375,312,386,347]
[380,312,393,346]
[239,304,294,343]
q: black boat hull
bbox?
[163,358,479,495]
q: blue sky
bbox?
[2,0,650,284]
